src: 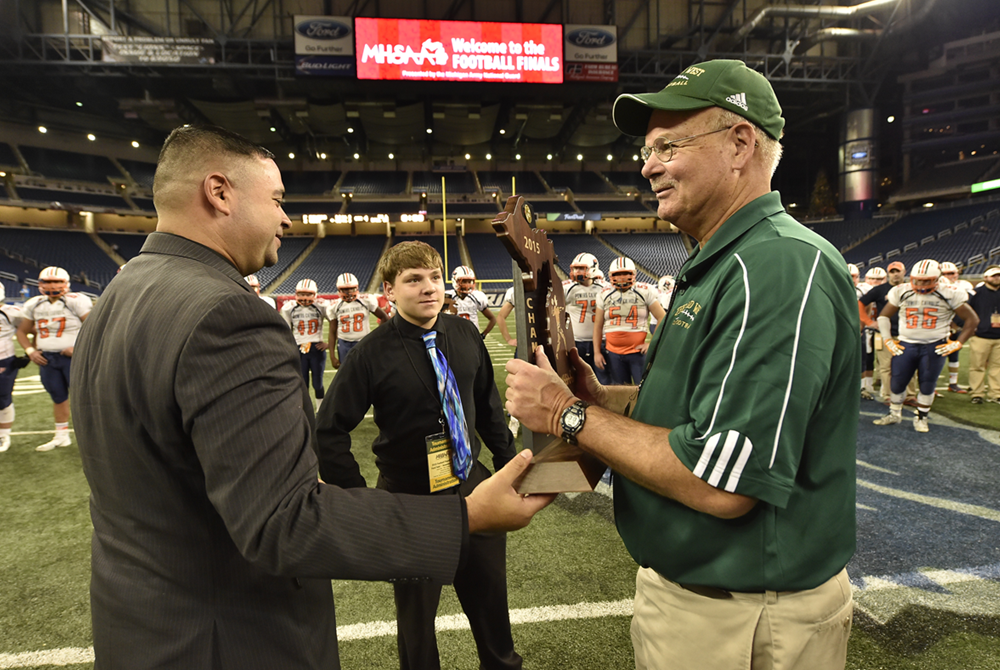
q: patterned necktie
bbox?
[422,331,472,481]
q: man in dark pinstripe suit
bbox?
[71,125,553,670]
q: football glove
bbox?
[885,339,906,357]
[935,339,962,357]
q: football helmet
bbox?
[910,259,941,294]
[608,257,636,290]
[939,261,959,278]
[658,275,675,293]
[569,253,599,282]
[244,275,260,294]
[295,278,318,306]
[593,269,606,284]
[864,267,886,286]
[38,266,70,297]
[847,263,860,284]
[452,266,476,295]
[337,273,359,301]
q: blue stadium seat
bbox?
[255,236,313,290]
[272,236,386,294]
[15,186,128,210]
[0,227,120,290]
[540,171,614,194]
[411,172,479,195]
[99,233,148,261]
[478,171,547,194]
[601,233,688,281]
[117,159,157,191]
[340,171,408,195]
[18,146,121,183]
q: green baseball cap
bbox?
[613,59,785,140]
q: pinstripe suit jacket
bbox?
[71,232,465,669]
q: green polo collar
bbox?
[678,191,786,283]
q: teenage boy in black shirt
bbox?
[316,240,524,670]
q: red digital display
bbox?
[355,18,563,84]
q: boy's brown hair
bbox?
[378,241,444,286]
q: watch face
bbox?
[565,412,582,429]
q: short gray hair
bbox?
[716,109,783,177]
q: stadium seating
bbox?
[132,196,155,211]
[411,171,479,194]
[605,171,650,192]
[282,171,342,195]
[478,171,547,195]
[347,200,421,215]
[845,201,999,269]
[117,159,157,191]
[893,157,998,199]
[805,216,891,252]
[425,201,500,217]
[601,233,687,280]
[281,200,342,216]
[271,235,386,294]
[254,236,313,290]
[18,146,121,183]
[98,233,149,261]
[0,254,92,298]
[0,143,19,168]
[339,171,408,195]
[544,233,648,282]
[574,199,654,216]
[529,199,578,215]
[14,186,129,210]
[0,227,119,289]
[463,233,516,292]
[540,171,615,194]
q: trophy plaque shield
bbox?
[492,196,606,494]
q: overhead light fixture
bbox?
[632,154,639,161]
[499,129,506,135]
[75,101,83,107]
[577,154,583,161]
[923,202,934,208]
[269,126,276,132]
[132,141,140,148]
[320,152,327,159]
[515,153,522,160]
[464,153,471,160]
[606,154,613,161]
[87,133,97,141]
[347,127,354,133]
[546,154,553,161]
[38,126,47,134]
[388,152,394,159]
[353,153,360,159]
[288,152,295,159]
[486,153,492,160]
[887,115,895,123]
[426,128,433,134]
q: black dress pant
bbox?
[379,464,522,670]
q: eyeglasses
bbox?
[640,126,733,163]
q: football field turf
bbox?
[1,320,999,669]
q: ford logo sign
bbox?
[567,28,615,48]
[296,19,351,40]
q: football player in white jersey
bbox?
[245,274,276,309]
[327,273,387,369]
[939,262,976,393]
[495,286,517,346]
[1,285,27,453]
[593,257,666,384]
[281,279,329,399]
[443,265,496,338]
[858,267,886,399]
[648,274,675,334]
[563,253,612,385]
[16,266,92,451]
[873,260,979,432]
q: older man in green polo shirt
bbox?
[505,59,858,670]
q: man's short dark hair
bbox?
[153,125,274,196]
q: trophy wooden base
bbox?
[514,438,607,494]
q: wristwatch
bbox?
[560,400,590,445]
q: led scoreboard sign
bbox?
[301,213,426,224]
[355,18,563,84]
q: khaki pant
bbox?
[968,336,1000,400]
[875,339,918,400]
[631,567,852,670]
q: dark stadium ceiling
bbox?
[0,0,994,165]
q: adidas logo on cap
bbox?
[725,92,748,111]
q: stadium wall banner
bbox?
[546,212,602,221]
[355,18,563,84]
[101,37,215,64]
[294,16,356,76]
[563,25,618,82]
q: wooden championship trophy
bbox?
[492,196,606,494]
